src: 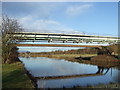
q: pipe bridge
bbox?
[9,32,119,44]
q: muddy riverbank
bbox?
[19,52,120,67]
[19,52,97,62]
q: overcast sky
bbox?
[2,2,118,36]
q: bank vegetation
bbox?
[1,16,34,88]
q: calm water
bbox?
[19,57,120,88]
[18,42,119,88]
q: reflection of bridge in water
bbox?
[35,73,103,80]
[35,66,111,80]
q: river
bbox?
[18,42,119,88]
[19,56,120,88]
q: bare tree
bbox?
[1,16,23,63]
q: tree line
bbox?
[38,48,98,55]
[38,44,119,55]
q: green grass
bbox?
[51,54,97,58]
[2,62,34,89]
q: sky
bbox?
[2,2,118,36]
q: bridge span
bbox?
[9,32,119,44]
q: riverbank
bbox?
[2,61,34,89]
[2,61,120,89]
[19,53,97,62]
[46,54,120,68]
[19,52,120,64]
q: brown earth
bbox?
[91,55,119,62]
[81,55,120,68]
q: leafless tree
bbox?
[1,16,23,63]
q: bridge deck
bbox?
[9,32,119,44]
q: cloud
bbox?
[4,2,82,34]
[18,15,82,34]
[4,2,91,34]
[66,4,93,17]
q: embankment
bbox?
[2,62,35,89]
[19,52,120,67]
[19,52,97,62]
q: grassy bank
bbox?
[2,62,34,89]
[46,54,97,62]
[49,54,97,58]
[19,53,97,62]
